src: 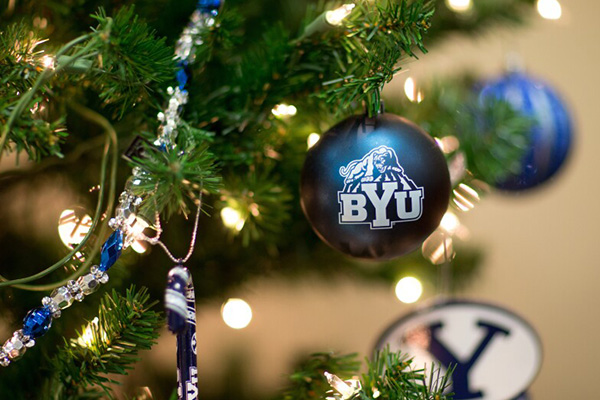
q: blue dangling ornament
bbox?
[165,266,198,400]
[478,72,573,191]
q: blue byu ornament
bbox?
[375,300,543,400]
[300,113,450,260]
[478,72,573,191]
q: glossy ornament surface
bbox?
[300,113,450,260]
[478,72,573,190]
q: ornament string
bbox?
[141,191,202,265]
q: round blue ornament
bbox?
[478,72,573,191]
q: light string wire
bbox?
[0,104,119,290]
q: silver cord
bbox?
[138,191,203,265]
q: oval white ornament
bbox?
[375,300,542,400]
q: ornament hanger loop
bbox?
[141,190,203,265]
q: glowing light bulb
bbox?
[445,0,472,13]
[404,77,424,103]
[221,298,253,329]
[58,209,92,249]
[437,136,460,154]
[452,182,481,212]
[130,239,149,254]
[307,133,321,149]
[271,103,297,118]
[221,207,245,231]
[440,211,460,235]
[77,317,108,347]
[325,4,356,26]
[324,372,361,399]
[395,277,423,304]
[537,0,562,20]
[41,55,55,69]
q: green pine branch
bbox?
[43,286,162,400]
[277,348,452,400]
[358,348,452,400]
[91,6,176,118]
[131,123,222,219]
[318,0,435,116]
[427,0,535,40]
[219,167,293,246]
[276,352,361,400]
[385,77,533,185]
[0,6,175,164]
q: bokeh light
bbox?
[537,0,562,20]
[395,277,423,304]
[222,298,253,329]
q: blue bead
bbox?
[478,72,573,191]
[99,230,123,272]
[176,61,190,90]
[197,0,222,15]
[22,306,53,338]
[176,69,188,90]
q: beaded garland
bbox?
[0,0,222,368]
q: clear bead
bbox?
[15,330,35,348]
[77,274,100,295]
[67,280,84,302]
[3,336,26,360]
[50,286,74,310]
[90,265,103,279]
[0,350,9,367]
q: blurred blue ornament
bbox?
[479,72,573,191]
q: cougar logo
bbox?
[338,145,424,229]
[339,145,415,193]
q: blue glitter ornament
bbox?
[23,307,53,338]
[478,72,573,191]
[99,230,123,272]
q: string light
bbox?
[435,136,460,154]
[271,103,297,118]
[221,298,253,329]
[395,277,423,304]
[404,77,424,103]
[77,317,107,348]
[445,0,472,13]
[325,4,356,26]
[324,371,361,400]
[452,182,481,212]
[58,209,92,249]
[220,206,245,231]
[537,0,562,20]
[307,133,321,149]
[440,211,460,235]
[41,55,55,69]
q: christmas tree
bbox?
[0,0,584,398]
